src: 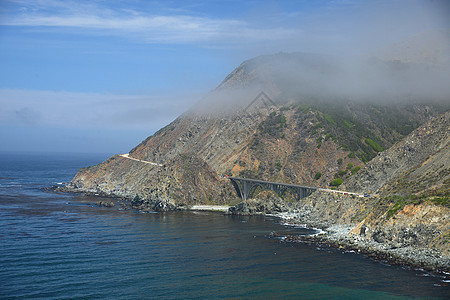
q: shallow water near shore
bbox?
[1,152,449,299]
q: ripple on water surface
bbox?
[1,195,449,299]
[0,151,449,299]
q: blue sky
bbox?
[0,0,448,154]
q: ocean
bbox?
[0,152,448,299]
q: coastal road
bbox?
[317,188,368,198]
[119,154,370,198]
[119,153,163,167]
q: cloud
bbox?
[0,89,197,129]
[2,0,447,55]
[1,0,289,45]
[5,14,240,43]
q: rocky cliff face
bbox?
[66,52,448,213]
[347,111,450,256]
[227,111,449,270]
[278,112,449,259]
[344,111,449,196]
[61,42,450,270]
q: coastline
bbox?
[273,215,450,275]
[53,185,450,275]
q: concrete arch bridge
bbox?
[229,177,317,201]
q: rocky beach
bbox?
[227,194,450,274]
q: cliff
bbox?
[61,35,450,270]
[347,111,450,256]
[65,52,448,212]
[274,111,449,270]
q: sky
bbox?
[0,0,448,154]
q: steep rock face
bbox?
[69,150,237,207]
[68,107,271,205]
[128,108,268,172]
[367,203,449,254]
[67,52,447,210]
[287,112,450,255]
[344,111,449,195]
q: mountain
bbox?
[64,51,448,212]
[286,111,449,255]
[344,111,449,197]
[60,34,450,270]
[348,111,449,252]
[369,30,450,66]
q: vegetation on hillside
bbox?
[230,94,444,190]
[385,194,450,219]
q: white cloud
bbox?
[0,89,196,129]
[0,2,303,54]
[5,14,241,41]
[1,0,277,44]
[3,0,446,56]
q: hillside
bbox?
[230,111,449,270]
[348,111,450,255]
[65,52,448,210]
[279,111,449,248]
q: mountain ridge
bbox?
[61,46,450,270]
[65,50,448,206]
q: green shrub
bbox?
[430,196,449,207]
[340,144,350,151]
[330,178,344,186]
[337,158,343,165]
[337,170,347,177]
[343,120,355,128]
[357,152,368,163]
[316,137,322,149]
[386,201,407,219]
[365,138,383,152]
[385,195,424,219]
[314,172,322,180]
[351,166,361,174]
[324,113,336,125]
[275,162,282,172]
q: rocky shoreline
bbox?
[226,194,450,275]
[53,184,449,275]
[274,222,450,275]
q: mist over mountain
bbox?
[191,30,450,116]
[63,32,448,202]
[370,29,450,66]
[59,30,450,269]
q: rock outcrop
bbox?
[63,51,449,270]
[272,112,450,269]
[65,52,447,207]
[228,191,287,215]
[344,111,450,196]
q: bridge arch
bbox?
[248,183,267,199]
[278,186,297,202]
[229,177,317,202]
